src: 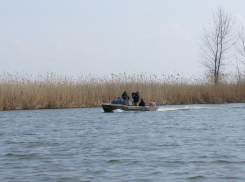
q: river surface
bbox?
[0,103,245,182]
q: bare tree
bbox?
[235,25,245,74]
[199,7,236,84]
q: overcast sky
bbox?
[1,0,245,78]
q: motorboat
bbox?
[102,97,157,112]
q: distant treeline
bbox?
[1,72,245,111]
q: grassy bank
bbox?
[1,72,245,111]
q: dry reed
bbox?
[1,72,245,111]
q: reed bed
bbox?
[1,72,245,110]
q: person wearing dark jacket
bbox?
[139,99,146,106]
[132,92,140,106]
[122,91,129,100]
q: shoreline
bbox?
[1,101,245,111]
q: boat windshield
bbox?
[113,98,122,101]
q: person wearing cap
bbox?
[132,91,140,106]
[139,98,146,106]
[122,91,129,100]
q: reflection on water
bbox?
[1,103,245,181]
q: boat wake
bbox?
[157,106,210,111]
[114,109,124,113]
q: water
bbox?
[0,103,245,182]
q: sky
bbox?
[1,0,245,78]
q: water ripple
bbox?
[1,104,245,181]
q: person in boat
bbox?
[132,91,140,106]
[113,97,122,101]
[139,98,146,106]
[122,91,129,100]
